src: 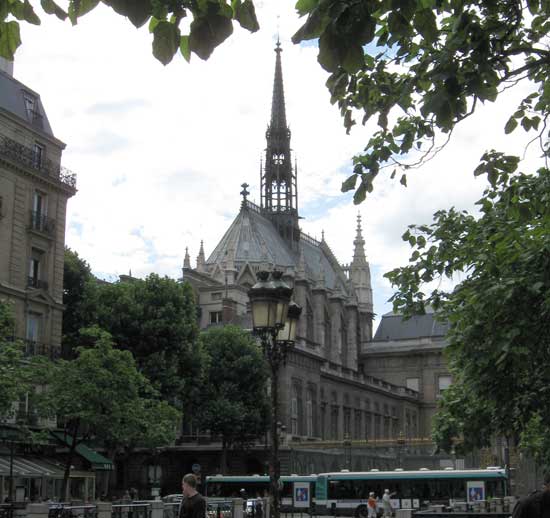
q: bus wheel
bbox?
[355,505,369,518]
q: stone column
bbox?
[345,302,358,370]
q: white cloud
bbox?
[12,1,545,320]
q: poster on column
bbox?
[467,481,485,502]
[294,482,310,508]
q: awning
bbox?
[0,456,64,478]
[51,432,113,471]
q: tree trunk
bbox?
[62,420,80,502]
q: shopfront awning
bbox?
[0,456,64,478]
[51,432,113,471]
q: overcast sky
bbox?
[13,0,542,325]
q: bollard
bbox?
[97,502,113,518]
[234,499,244,518]
[150,500,164,518]
[26,503,49,518]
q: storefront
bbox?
[0,455,95,502]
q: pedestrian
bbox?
[368,492,377,518]
[179,473,206,518]
[382,489,394,518]
[512,472,550,518]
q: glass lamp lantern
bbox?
[249,271,292,331]
[276,301,302,343]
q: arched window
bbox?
[306,299,314,342]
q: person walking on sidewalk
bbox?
[513,473,550,518]
[179,474,206,518]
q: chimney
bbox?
[0,57,14,76]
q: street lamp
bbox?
[249,271,302,518]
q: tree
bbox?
[385,166,550,464]
[0,0,259,65]
[0,300,30,419]
[291,0,550,201]
[196,325,269,473]
[94,274,203,409]
[34,326,180,500]
[62,248,99,354]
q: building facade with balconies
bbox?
[0,58,76,362]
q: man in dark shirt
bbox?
[513,473,550,518]
[179,474,206,518]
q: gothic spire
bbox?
[260,41,300,250]
[352,213,367,265]
[270,39,287,131]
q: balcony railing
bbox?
[0,135,77,189]
[23,339,60,360]
[27,276,49,290]
[29,210,56,236]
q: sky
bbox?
[12,0,542,327]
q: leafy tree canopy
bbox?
[196,325,269,471]
[94,274,202,405]
[292,0,550,202]
[62,248,99,352]
[385,166,550,464]
[0,0,259,64]
[35,326,180,451]
[0,300,31,418]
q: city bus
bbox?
[315,468,508,516]
[205,474,317,513]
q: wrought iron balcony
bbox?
[23,339,60,360]
[29,210,56,236]
[0,135,77,190]
[27,276,49,290]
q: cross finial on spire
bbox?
[357,213,362,230]
[241,182,250,202]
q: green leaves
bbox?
[152,20,180,65]
[104,0,151,28]
[40,0,68,20]
[387,169,550,463]
[232,0,259,32]
[189,13,233,60]
[0,0,259,64]
[0,20,21,60]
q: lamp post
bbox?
[249,271,302,518]
[343,433,352,470]
[396,431,406,468]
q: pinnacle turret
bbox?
[184,247,191,269]
[352,213,367,265]
[196,240,206,272]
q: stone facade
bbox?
[176,45,453,483]
[0,66,76,369]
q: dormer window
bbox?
[24,94,35,118]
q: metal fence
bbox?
[48,505,97,518]
[112,503,152,518]
[0,505,13,518]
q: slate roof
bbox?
[373,309,449,341]
[0,69,55,137]
[206,203,346,291]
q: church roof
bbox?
[0,69,55,138]
[206,201,347,291]
[373,309,449,341]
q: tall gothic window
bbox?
[291,385,299,435]
[330,391,339,440]
[306,299,314,342]
[306,389,314,437]
[325,308,332,349]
